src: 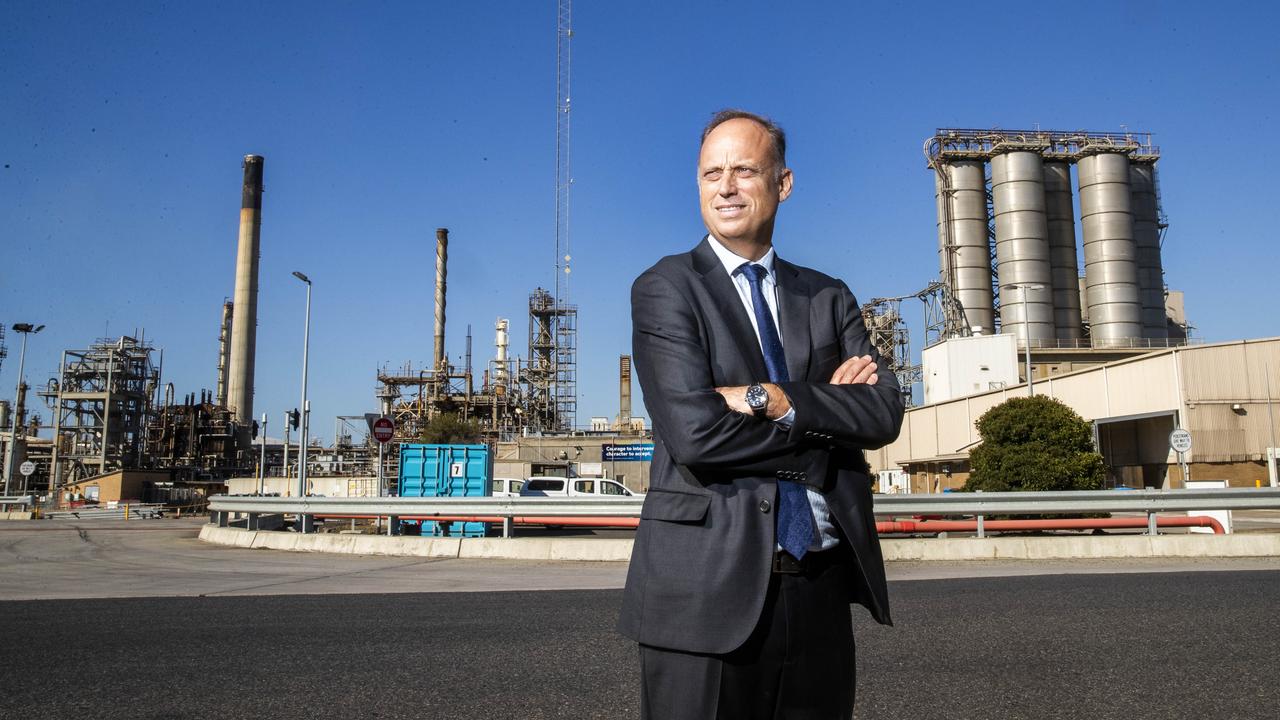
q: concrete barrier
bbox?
[200,525,1280,562]
[879,533,1280,561]
[0,512,34,521]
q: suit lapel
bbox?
[692,238,770,382]
[775,257,812,382]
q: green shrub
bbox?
[964,396,1104,493]
[419,413,483,444]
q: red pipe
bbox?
[875,516,1225,535]
[313,514,639,528]
[310,515,1223,534]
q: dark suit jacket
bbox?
[617,238,905,655]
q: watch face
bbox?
[746,384,768,411]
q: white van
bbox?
[519,476,639,498]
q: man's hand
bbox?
[715,383,792,420]
[829,355,878,386]
[715,355,877,419]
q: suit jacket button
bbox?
[759,500,771,513]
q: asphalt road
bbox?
[2,570,1277,719]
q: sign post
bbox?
[372,417,395,496]
[1170,428,1193,484]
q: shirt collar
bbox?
[706,234,776,279]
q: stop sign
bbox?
[372,417,395,443]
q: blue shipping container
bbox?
[397,444,492,537]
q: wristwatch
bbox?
[745,383,769,418]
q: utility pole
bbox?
[1003,284,1044,396]
[5,323,43,496]
[283,410,291,486]
[292,272,312,515]
[258,413,267,494]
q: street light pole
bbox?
[282,410,291,484]
[292,272,312,505]
[258,412,268,495]
[1003,284,1044,397]
[5,323,44,496]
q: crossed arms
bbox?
[631,269,904,481]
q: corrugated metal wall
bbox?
[867,338,1280,473]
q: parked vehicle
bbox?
[490,477,525,497]
[519,476,639,498]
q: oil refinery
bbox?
[2,125,1277,507]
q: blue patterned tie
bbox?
[738,263,817,560]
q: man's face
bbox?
[698,118,793,249]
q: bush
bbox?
[964,396,1104,493]
[419,413,483,444]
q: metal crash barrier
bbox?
[207,487,1280,539]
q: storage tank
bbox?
[934,161,995,335]
[1042,161,1083,339]
[990,151,1054,344]
[1128,160,1168,340]
[1077,152,1141,345]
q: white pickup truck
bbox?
[519,476,640,498]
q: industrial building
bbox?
[869,337,1280,492]
[866,128,1277,492]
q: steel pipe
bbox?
[877,516,1225,535]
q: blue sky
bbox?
[3,1,1277,439]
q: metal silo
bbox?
[1077,151,1141,345]
[1129,160,1168,339]
[934,160,995,335]
[990,150,1055,344]
[1042,161,1083,339]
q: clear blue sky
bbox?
[3,1,1277,439]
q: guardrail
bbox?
[44,503,167,521]
[0,495,34,509]
[208,488,1280,538]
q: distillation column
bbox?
[1077,152,1142,345]
[1042,161,1084,339]
[991,150,1055,344]
[226,155,263,429]
[934,161,995,335]
[1128,160,1168,339]
[216,300,233,407]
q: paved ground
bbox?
[4,518,1280,718]
[0,519,630,599]
[6,518,1280,600]
[2,571,1277,719]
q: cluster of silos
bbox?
[933,142,1166,347]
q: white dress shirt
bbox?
[705,236,839,551]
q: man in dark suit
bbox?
[617,110,905,719]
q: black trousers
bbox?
[638,550,857,720]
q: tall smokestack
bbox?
[619,355,632,429]
[227,155,263,430]
[216,300,233,407]
[434,227,448,371]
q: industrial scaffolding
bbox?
[524,287,577,432]
[45,336,160,488]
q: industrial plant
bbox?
[3,122,1277,508]
[866,128,1278,493]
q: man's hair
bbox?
[700,109,787,171]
